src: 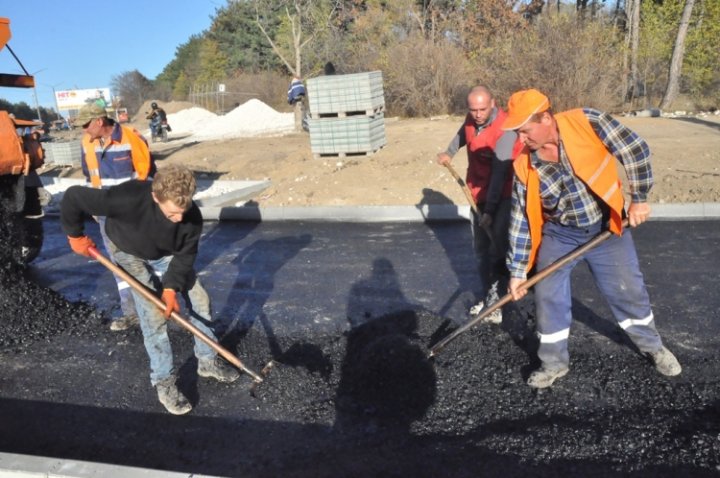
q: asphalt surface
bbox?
[1,218,720,477]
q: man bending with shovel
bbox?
[61,164,239,414]
[502,89,681,389]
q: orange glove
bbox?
[161,289,179,319]
[67,235,96,257]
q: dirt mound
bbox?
[132,100,195,123]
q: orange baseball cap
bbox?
[501,89,551,130]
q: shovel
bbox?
[88,246,267,385]
[443,161,497,250]
[428,218,630,358]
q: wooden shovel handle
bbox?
[88,247,263,383]
[429,218,630,357]
[444,162,479,215]
[443,161,497,251]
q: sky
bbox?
[0,0,223,112]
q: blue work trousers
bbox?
[107,241,218,385]
[534,221,663,369]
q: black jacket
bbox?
[60,180,202,291]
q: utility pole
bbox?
[31,85,42,123]
[46,83,63,121]
[30,68,48,123]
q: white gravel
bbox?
[161,99,294,142]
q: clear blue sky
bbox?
[0,1,222,111]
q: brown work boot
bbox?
[648,346,682,376]
[156,376,192,415]
[109,314,139,331]
[527,365,569,389]
[198,357,240,383]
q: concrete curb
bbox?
[38,177,720,222]
[0,452,223,478]
[199,202,720,222]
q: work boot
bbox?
[198,357,240,383]
[156,376,192,415]
[469,282,503,324]
[648,346,682,376]
[469,300,484,316]
[481,281,503,324]
[109,314,139,331]
[527,366,569,389]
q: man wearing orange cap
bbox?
[501,88,681,388]
[436,85,522,323]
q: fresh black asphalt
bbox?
[1,218,719,477]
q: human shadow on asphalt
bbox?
[2,394,718,477]
[336,257,436,434]
[212,233,314,352]
[416,188,481,317]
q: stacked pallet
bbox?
[44,141,82,168]
[306,71,386,158]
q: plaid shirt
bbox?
[507,108,653,278]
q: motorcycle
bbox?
[149,117,170,143]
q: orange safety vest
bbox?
[513,109,625,271]
[82,124,152,188]
[463,108,522,203]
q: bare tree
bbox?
[660,0,696,110]
[624,0,641,104]
[254,0,337,131]
[110,70,154,115]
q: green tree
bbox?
[155,35,205,96]
[172,71,191,100]
[682,0,720,104]
[208,0,281,73]
[197,39,230,84]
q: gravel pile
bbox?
[162,99,294,142]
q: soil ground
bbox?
[49,113,720,207]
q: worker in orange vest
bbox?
[502,88,681,388]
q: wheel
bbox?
[161,127,168,142]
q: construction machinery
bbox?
[0,16,46,263]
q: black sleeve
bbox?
[60,186,111,237]
[162,204,203,291]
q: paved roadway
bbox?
[31,217,720,343]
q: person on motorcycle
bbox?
[146,102,171,140]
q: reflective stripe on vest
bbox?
[82,136,103,188]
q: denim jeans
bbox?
[98,217,137,318]
[533,221,663,369]
[107,240,218,385]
